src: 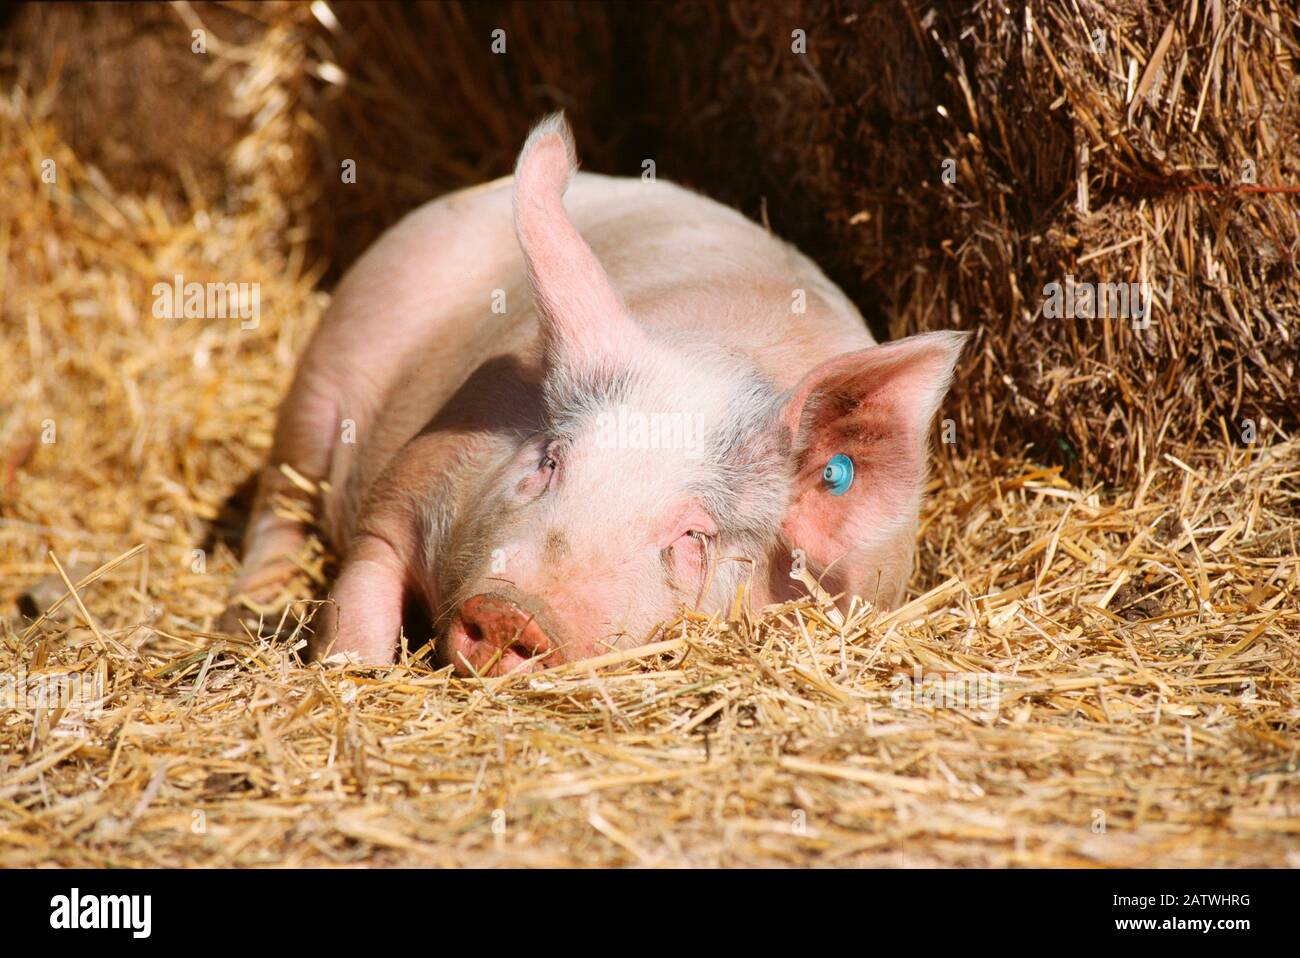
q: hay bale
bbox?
[292,0,629,276]
[0,1,266,207]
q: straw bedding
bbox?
[1,1,1296,867]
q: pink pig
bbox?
[226,114,967,674]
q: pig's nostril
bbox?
[452,593,551,674]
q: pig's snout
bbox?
[447,592,552,676]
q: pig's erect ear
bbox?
[779,331,969,601]
[513,113,645,371]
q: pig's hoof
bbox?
[218,597,317,641]
[220,555,325,639]
[218,601,279,637]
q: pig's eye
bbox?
[664,529,712,587]
[516,446,559,497]
[538,441,561,472]
[662,506,716,572]
[670,530,711,559]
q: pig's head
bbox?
[434,115,966,676]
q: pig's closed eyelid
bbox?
[539,438,565,468]
[514,453,556,497]
[665,514,718,545]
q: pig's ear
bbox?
[779,331,969,597]
[513,113,645,371]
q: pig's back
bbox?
[315,172,873,541]
[567,173,874,379]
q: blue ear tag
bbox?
[822,454,854,496]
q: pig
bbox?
[224,114,967,675]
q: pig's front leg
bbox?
[312,535,407,664]
[223,378,340,635]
